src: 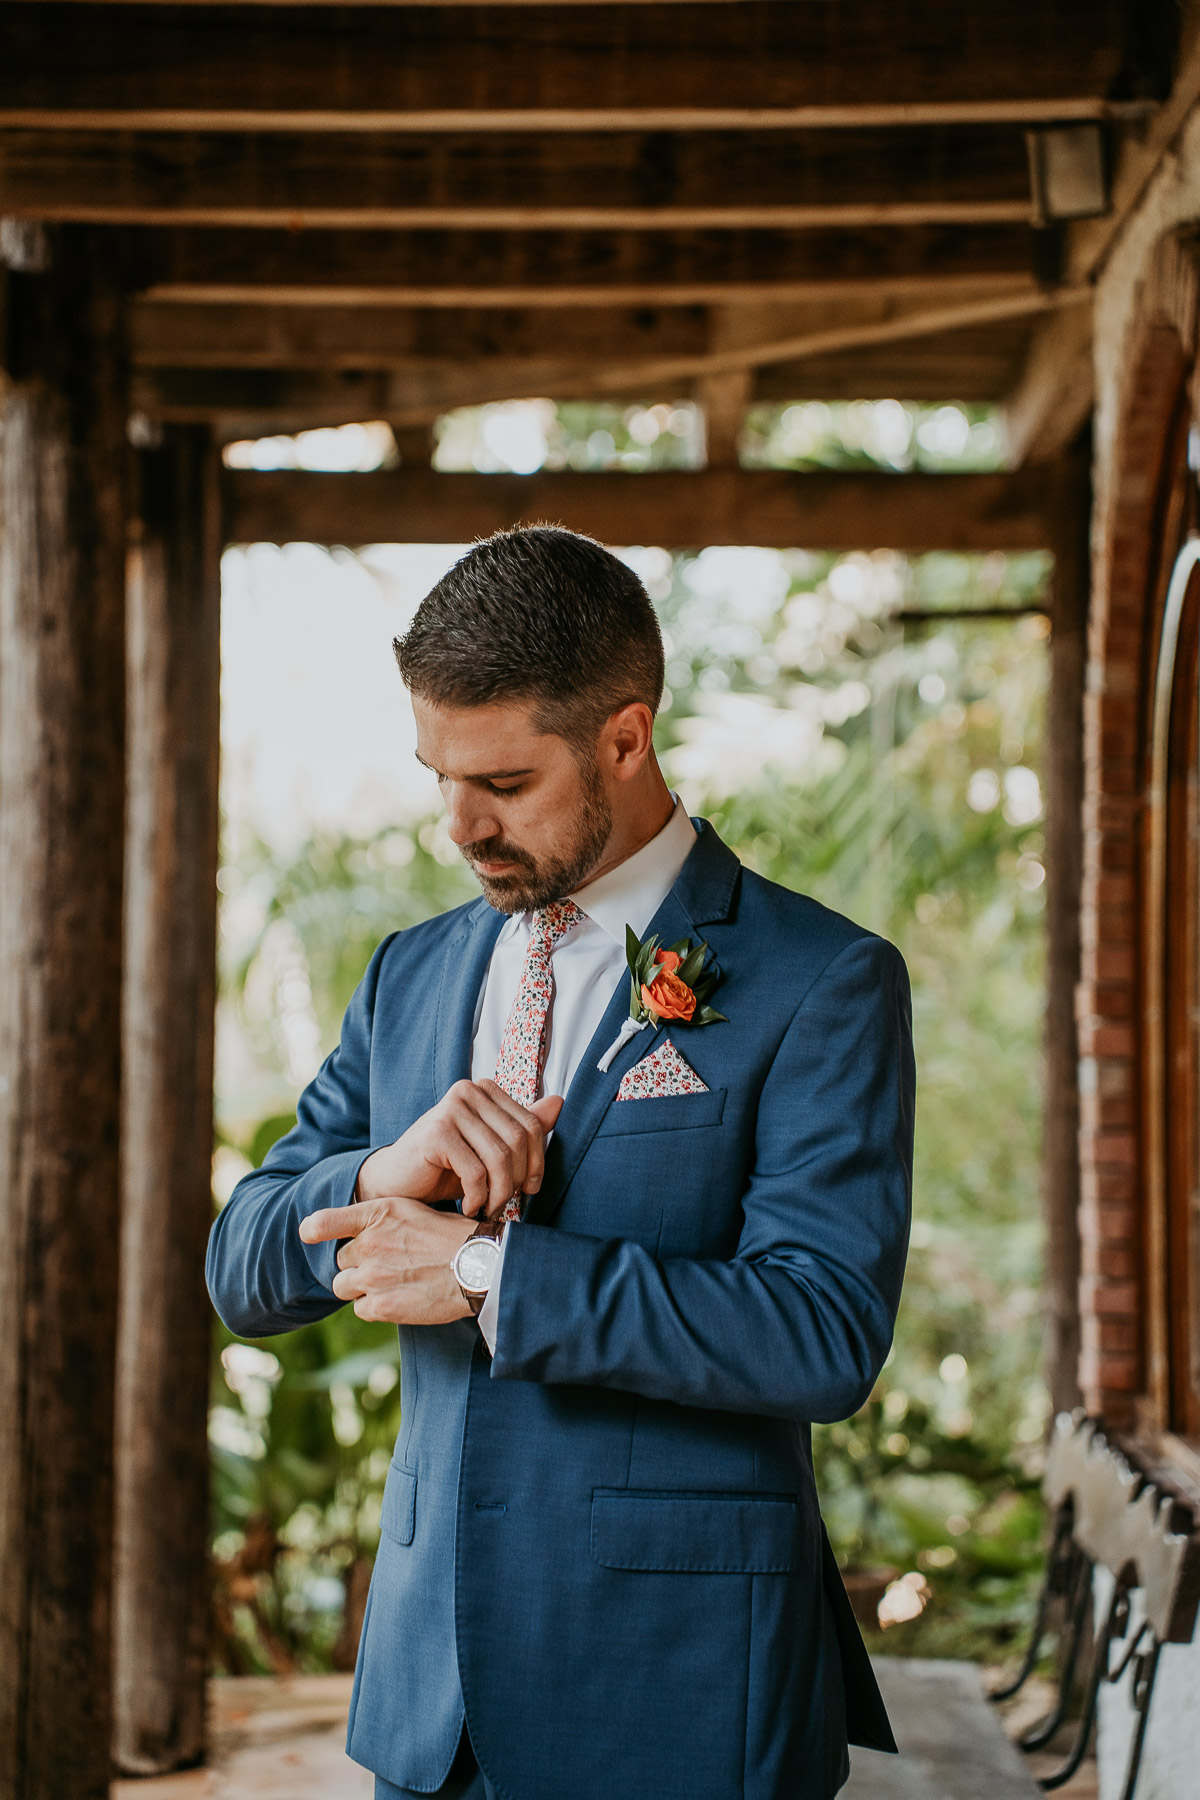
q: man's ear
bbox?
[603,702,656,781]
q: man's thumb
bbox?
[533,1093,564,1130]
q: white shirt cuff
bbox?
[476,1220,511,1354]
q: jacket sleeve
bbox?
[490,934,914,1422]
[206,934,395,1338]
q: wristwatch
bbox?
[451,1216,506,1316]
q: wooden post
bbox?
[113,424,221,1775]
[0,224,130,1800]
[699,305,757,469]
[392,421,435,466]
[1042,443,1090,1416]
[698,370,751,469]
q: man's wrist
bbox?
[451,1215,506,1315]
[354,1147,382,1203]
[355,1143,406,1204]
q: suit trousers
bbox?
[374,1729,496,1800]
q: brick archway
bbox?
[1078,264,1196,1426]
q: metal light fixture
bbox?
[1026,124,1110,224]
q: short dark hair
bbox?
[394,525,665,748]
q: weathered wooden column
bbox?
[114,424,222,1774]
[0,223,130,1799]
[699,305,755,468]
[1041,443,1090,1416]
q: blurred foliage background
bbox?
[211,398,1049,1674]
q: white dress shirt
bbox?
[472,797,697,1349]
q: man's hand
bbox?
[299,1196,478,1326]
[356,1079,562,1218]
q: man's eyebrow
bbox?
[414,751,536,781]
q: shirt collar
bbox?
[569,796,697,947]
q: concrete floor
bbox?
[111,1677,370,1800]
[110,1664,1099,1799]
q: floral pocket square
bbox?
[616,1036,709,1101]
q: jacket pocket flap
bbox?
[380,1463,416,1546]
[595,1086,727,1137]
[591,1489,798,1573]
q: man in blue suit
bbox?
[208,527,914,1800]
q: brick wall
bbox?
[1078,318,1188,1423]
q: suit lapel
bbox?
[526,823,741,1227]
[433,898,506,1095]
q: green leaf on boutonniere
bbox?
[677,942,708,987]
[695,1005,728,1025]
[628,927,664,1026]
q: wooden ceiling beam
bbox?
[1002,297,1094,464]
[132,364,644,428]
[0,125,1035,229]
[130,299,711,368]
[580,285,1086,391]
[131,289,1073,424]
[130,286,1036,369]
[129,224,1044,306]
[0,1,1162,131]
[221,465,1054,552]
[753,319,1039,403]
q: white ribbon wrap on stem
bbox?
[596,1015,649,1073]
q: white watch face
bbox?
[454,1237,500,1295]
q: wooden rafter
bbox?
[0,1,1162,132]
[132,290,1066,424]
[130,224,1044,306]
[0,125,1036,229]
[133,338,1048,425]
[130,299,712,368]
[222,465,1054,551]
[129,285,1035,370]
[756,319,1039,404]
[134,364,656,427]
[1003,299,1095,464]
[578,286,1088,391]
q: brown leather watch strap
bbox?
[456,1213,506,1315]
[470,1214,506,1245]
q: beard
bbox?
[459,760,613,913]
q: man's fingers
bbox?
[447,1087,537,1207]
[453,1108,523,1211]
[299,1201,374,1245]
[433,1123,490,1216]
[470,1088,544,1193]
[332,1267,368,1303]
[473,1081,556,1193]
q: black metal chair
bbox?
[991,1415,1200,1800]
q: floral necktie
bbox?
[492,898,584,1217]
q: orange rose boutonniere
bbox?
[626,926,727,1032]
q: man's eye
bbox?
[487,782,523,796]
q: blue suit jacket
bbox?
[208,822,914,1800]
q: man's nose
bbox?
[442,783,499,846]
